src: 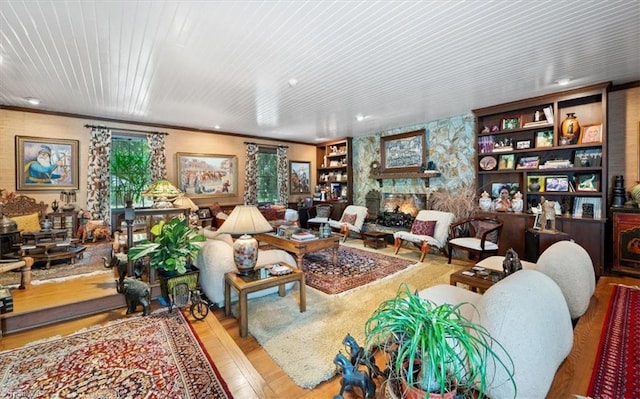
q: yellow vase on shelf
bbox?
[560,113,580,145]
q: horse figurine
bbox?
[333,352,376,399]
[342,333,382,378]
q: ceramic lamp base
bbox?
[232,234,259,275]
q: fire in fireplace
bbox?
[377,193,427,229]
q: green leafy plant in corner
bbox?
[364,284,516,398]
[127,217,205,274]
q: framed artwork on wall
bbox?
[289,161,311,194]
[176,152,237,198]
[380,129,426,173]
[15,136,79,191]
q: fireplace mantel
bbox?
[371,170,440,187]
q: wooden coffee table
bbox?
[450,268,504,293]
[255,232,340,270]
[224,262,306,337]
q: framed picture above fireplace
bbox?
[380,129,426,173]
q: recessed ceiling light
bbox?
[213,124,221,129]
[556,78,572,86]
[288,78,298,87]
[356,114,366,122]
[25,97,40,105]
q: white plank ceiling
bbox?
[1,0,639,143]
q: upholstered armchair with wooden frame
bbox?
[328,205,368,242]
[447,216,503,263]
[393,210,455,262]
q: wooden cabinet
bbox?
[316,138,353,217]
[611,207,640,277]
[473,82,610,276]
[47,211,77,239]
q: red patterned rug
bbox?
[587,284,640,399]
[0,310,233,398]
[302,246,416,295]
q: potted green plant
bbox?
[127,217,205,275]
[364,284,516,399]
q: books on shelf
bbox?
[523,120,552,128]
[539,159,573,169]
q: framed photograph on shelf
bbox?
[535,131,554,148]
[533,213,543,230]
[574,148,602,167]
[580,124,602,144]
[573,197,602,218]
[501,116,522,130]
[491,182,519,198]
[380,129,426,173]
[576,173,599,192]
[15,136,79,191]
[498,154,515,170]
[176,152,238,198]
[545,176,569,192]
[516,139,532,149]
[516,156,539,169]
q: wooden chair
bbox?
[306,204,333,229]
[447,217,503,263]
[393,210,455,261]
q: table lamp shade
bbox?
[142,180,183,208]
[218,205,273,275]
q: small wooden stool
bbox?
[363,231,387,249]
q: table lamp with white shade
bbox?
[217,205,273,275]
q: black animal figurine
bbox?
[333,352,376,399]
[104,253,150,316]
[502,248,523,275]
[342,333,382,379]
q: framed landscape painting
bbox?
[176,153,237,198]
[16,136,79,191]
[290,161,311,194]
[380,129,426,173]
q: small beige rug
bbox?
[230,242,468,389]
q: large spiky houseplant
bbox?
[364,284,516,398]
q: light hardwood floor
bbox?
[0,270,364,398]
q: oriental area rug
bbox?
[302,245,417,294]
[229,251,466,388]
[0,242,112,287]
[587,284,640,399]
[0,310,233,398]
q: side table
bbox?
[363,231,387,249]
[525,229,571,262]
[224,262,306,337]
[450,268,504,293]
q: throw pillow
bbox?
[340,213,358,226]
[316,206,331,219]
[12,213,41,232]
[411,219,437,237]
[473,220,499,243]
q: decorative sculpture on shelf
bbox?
[502,248,523,275]
[540,197,557,232]
[333,352,376,399]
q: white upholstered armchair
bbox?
[328,205,368,242]
[393,210,455,261]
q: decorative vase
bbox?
[479,191,492,212]
[529,177,541,192]
[631,183,640,206]
[40,218,53,231]
[560,113,581,144]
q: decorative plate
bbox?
[479,156,497,171]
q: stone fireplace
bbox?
[376,193,427,229]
